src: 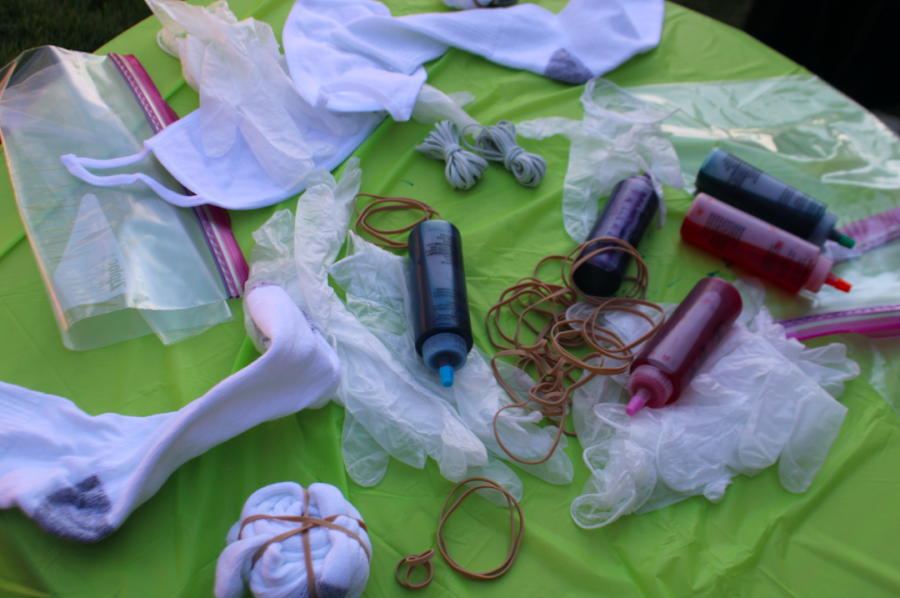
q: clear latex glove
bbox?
[330,232,573,487]
[243,160,572,502]
[517,78,684,243]
[569,279,860,529]
[146,0,362,190]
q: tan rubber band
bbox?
[487,237,665,465]
[396,478,524,589]
[238,489,371,598]
[395,550,435,589]
[354,194,441,249]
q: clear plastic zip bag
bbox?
[0,47,247,350]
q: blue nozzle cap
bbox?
[440,365,454,387]
[422,333,468,386]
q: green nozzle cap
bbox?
[838,234,855,249]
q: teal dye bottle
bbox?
[696,148,855,249]
[408,220,473,388]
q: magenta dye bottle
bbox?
[625,277,743,416]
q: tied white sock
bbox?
[283,0,664,120]
[0,283,341,542]
[215,482,371,598]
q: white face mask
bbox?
[61,109,383,210]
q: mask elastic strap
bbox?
[60,149,202,208]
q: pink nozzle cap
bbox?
[626,365,674,416]
[626,389,650,416]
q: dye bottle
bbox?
[572,174,659,297]
[696,148,855,248]
[681,194,852,295]
[408,220,474,387]
[626,277,742,416]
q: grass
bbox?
[1,0,152,68]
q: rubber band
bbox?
[487,237,665,465]
[396,478,524,589]
[354,193,441,249]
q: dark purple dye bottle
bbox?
[572,174,659,297]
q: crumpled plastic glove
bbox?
[242,159,572,505]
[517,78,684,243]
[146,0,362,190]
[330,231,573,488]
[569,279,860,529]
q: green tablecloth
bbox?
[2,1,899,596]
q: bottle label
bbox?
[682,195,819,293]
[424,233,468,325]
[720,153,821,215]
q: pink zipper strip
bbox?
[781,304,900,341]
[108,53,249,298]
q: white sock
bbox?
[283,0,664,120]
[0,282,341,542]
[215,482,371,598]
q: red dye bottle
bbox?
[681,194,851,295]
[626,277,743,416]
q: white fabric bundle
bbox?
[517,78,684,243]
[568,280,861,529]
[283,0,665,121]
[216,482,371,598]
[243,159,573,504]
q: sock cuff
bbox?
[0,381,49,432]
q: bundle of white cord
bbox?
[215,482,372,598]
[416,121,488,190]
[465,121,546,187]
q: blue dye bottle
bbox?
[408,220,473,387]
[695,148,855,248]
[572,174,659,297]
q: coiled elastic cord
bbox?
[464,121,546,187]
[416,121,488,190]
[396,478,524,589]
[354,194,441,249]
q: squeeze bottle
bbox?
[408,220,474,387]
[573,174,659,297]
[681,194,852,295]
[626,277,742,416]
[696,148,855,248]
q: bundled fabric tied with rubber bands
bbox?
[215,482,371,598]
